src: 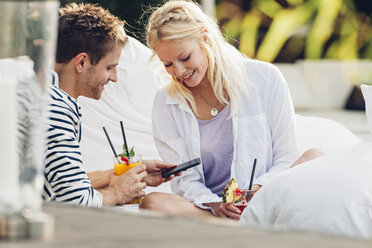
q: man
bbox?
[43,3,175,207]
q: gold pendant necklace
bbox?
[195,91,219,117]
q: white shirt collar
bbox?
[165,90,194,114]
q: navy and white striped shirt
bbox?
[43,74,102,207]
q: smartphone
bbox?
[161,158,201,178]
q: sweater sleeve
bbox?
[43,88,102,207]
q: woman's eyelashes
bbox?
[181,54,190,62]
[163,54,191,67]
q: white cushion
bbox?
[361,84,372,134]
[295,114,362,154]
[275,63,312,109]
[240,142,372,238]
[297,60,352,109]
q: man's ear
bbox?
[74,52,89,74]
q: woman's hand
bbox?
[203,202,242,220]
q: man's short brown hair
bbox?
[56,3,127,65]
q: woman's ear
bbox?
[74,52,89,74]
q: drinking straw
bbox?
[102,127,120,164]
[120,121,130,158]
[248,158,257,190]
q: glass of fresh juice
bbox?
[113,154,143,204]
[233,189,254,213]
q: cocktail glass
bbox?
[233,189,254,213]
[113,154,143,204]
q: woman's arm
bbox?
[255,64,300,185]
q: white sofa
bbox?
[78,37,362,194]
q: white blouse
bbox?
[152,59,300,206]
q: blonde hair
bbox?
[146,0,249,116]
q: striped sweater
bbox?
[43,75,102,207]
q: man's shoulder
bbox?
[48,84,81,118]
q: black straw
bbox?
[120,121,130,158]
[102,127,120,163]
[248,158,257,190]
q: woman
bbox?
[142,0,321,219]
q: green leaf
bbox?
[252,0,282,19]
[257,5,312,62]
[122,143,127,151]
[305,0,342,59]
[129,146,135,157]
[239,10,261,57]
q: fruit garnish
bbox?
[222,178,238,203]
[118,146,135,160]
[114,162,142,176]
[235,188,242,196]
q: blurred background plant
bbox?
[217,0,372,62]
[58,0,372,62]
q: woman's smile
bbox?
[182,69,195,82]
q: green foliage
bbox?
[120,144,135,158]
[218,0,372,62]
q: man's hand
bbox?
[99,164,147,206]
[142,160,178,187]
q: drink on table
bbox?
[103,123,143,205]
[222,178,253,213]
[113,152,143,204]
[233,189,254,212]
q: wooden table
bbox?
[2,204,371,248]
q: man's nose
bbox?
[109,68,118,82]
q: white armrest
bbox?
[295,114,362,154]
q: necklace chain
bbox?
[195,91,216,108]
[194,91,220,117]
